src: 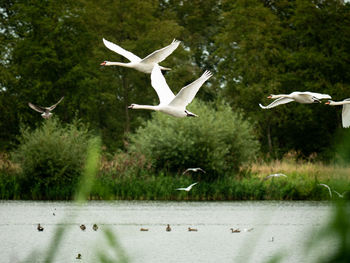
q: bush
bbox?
[13,117,93,199]
[128,100,259,179]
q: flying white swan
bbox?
[264,173,287,180]
[100,38,180,73]
[176,182,198,192]
[28,97,64,119]
[182,167,206,174]
[128,64,212,117]
[319,183,332,198]
[259,92,331,109]
[325,99,350,128]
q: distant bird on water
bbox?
[188,227,198,232]
[140,228,149,231]
[80,224,86,231]
[319,183,332,198]
[259,92,331,109]
[76,253,82,260]
[101,38,180,73]
[325,99,350,128]
[166,224,171,232]
[230,228,240,233]
[37,224,44,232]
[182,168,206,175]
[264,173,287,180]
[176,182,198,192]
[92,224,98,231]
[28,97,64,119]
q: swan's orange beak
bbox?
[267,95,272,99]
[100,61,106,66]
[325,101,330,105]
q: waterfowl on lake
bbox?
[92,224,98,231]
[166,224,171,232]
[182,167,206,175]
[37,224,44,232]
[325,99,350,128]
[259,92,331,109]
[176,182,198,192]
[76,253,82,259]
[101,38,180,73]
[188,227,198,232]
[230,228,240,233]
[28,96,64,119]
[269,237,274,242]
[140,228,149,231]
[128,64,212,117]
[80,224,86,231]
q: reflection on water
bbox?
[0,201,334,263]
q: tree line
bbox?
[1,0,350,160]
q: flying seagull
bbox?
[259,92,331,109]
[333,190,348,198]
[176,182,198,192]
[101,38,180,73]
[264,173,287,180]
[28,97,64,119]
[182,168,206,175]
[319,183,332,198]
[325,99,350,128]
[128,64,212,117]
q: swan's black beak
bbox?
[128,105,133,109]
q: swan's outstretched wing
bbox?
[150,64,175,104]
[142,39,181,64]
[319,183,332,198]
[169,70,212,109]
[187,182,198,190]
[342,99,350,128]
[259,98,295,109]
[48,97,64,111]
[102,38,142,63]
[28,102,45,113]
[303,92,331,100]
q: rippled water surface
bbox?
[0,201,334,263]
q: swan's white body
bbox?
[101,38,180,73]
[182,167,206,174]
[259,92,331,109]
[176,182,198,192]
[325,99,350,128]
[28,97,64,119]
[128,65,212,117]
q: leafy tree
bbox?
[128,100,259,179]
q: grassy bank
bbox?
[1,152,349,200]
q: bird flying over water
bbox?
[319,183,333,198]
[28,97,64,119]
[128,65,212,117]
[101,38,180,73]
[259,92,331,109]
[176,182,198,192]
[182,168,206,175]
[325,99,350,128]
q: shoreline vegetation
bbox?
[1,152,349,201]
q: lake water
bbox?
[0,201,335,263]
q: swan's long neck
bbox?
[271,94,291,99]
[131,104,159,111]
[106,62,133,68]
[329,100,350,106]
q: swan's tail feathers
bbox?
[259,103,268,109]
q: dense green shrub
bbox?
[13,118,93,199]
[128,100,259,179]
